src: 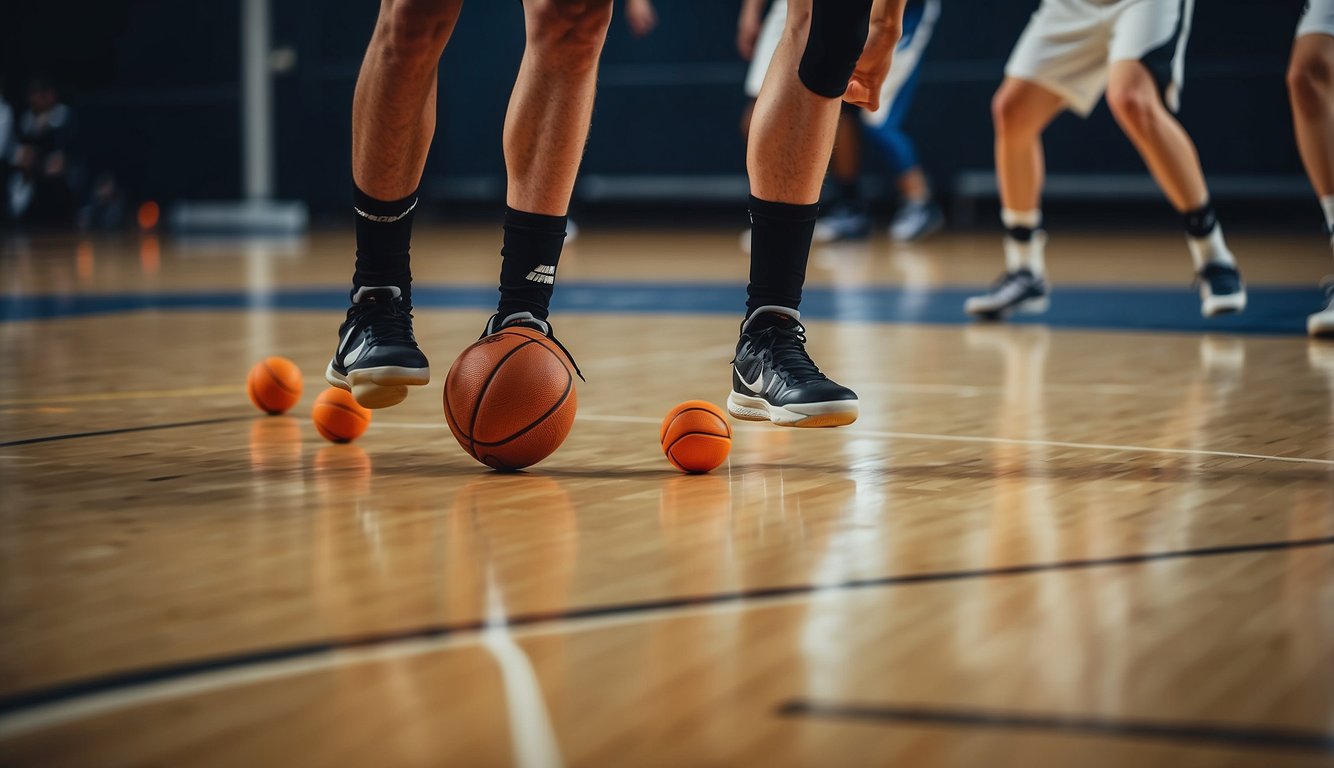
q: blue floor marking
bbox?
[0,282,1323,336]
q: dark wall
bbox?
[2,0,1309,210]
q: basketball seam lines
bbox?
[665,408,732,440]
[317,401,369,420]
[471,344,574,448]
[665,430,731,457]
[260,361,299,396]
[462,339,540,456]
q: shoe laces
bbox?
[483,314,585,382]
[350,292,416,346]
[989,269,1035,296]
[752,323,826,384]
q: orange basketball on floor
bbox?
[661,400,731,474]
[312,387,372,443]
[444,327,578,471]
[247,356,303,415]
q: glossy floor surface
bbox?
[2,227,1333,767]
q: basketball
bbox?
[444,327,578,471]
[312,387,372,443]
[247,356,303,415]
[660,400,731,474]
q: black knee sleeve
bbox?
[799,0,872,98]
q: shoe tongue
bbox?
[352,285,402,304]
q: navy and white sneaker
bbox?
[889,200,944,242]
[1308,277,1334,338]
[326,286,430,409]
[812,203,871,244]
[964,269,1050,320]
[1197,262,1247,317]
[727,307,858,428]
[481,311,584,379]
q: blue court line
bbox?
[0,282,1323,336]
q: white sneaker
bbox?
[1308,277,1334,338]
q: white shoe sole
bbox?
[1310,310,1334,338]
[964,295,1050,320]
[726,391,858,428]
[1201,289,1246,318]
[326,363,430,409]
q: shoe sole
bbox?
[1201,291,1247,318]
[726,391,858,428]
[1310,314,1334,338]
[965,296,1050,322]
[326,363,430,409]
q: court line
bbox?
[778,700,1334,753]
[569,414,1334,467]
[2,534,1332,732]
[0,385,244,407]
[0,416,253,448]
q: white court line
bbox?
[576,415,1334,467]
[378,414,1334,466]
[0,590,821,739]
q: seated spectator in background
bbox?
[9,78,77,225]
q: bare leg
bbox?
[991,76,1065,214]
[748,0,842,205]
[897,166,929,203]
[1105,60,1209,212]
[505,0,614,215]
[1289,34,1334,336]
[1288,34,1334,199]
[352,0,464,199]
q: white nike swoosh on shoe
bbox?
[342,338,369,368]
[338,325,357,355]
[738,366,765,394]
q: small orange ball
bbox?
[660,400,732,474]
[312,387,372,443]
[247,356,303,415]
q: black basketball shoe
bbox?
[481,311,584,380]
[1196,262,1247,317]
[727,307,858,428]
[964,268,1050,320]
[325,286,430,409]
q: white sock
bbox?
[1003,233,1046,277]
[1001,208,1041,230]
[1187,225,1234,270]
[1001,209,1044,276]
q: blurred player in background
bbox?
[727,0,906,428]
[1288,0,1334,337]
[327,0,627,409]
[965,0,1247,321]
[738,0,942,245]
[7,78,76,225]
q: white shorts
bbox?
[1005,0,1194,118]
[1298,0,1334,38]
[744,0,941,123]
[745,1,788,99]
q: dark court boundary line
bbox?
[778,701,1334,753]
[0,416,252,448]
[3,535,1333,719]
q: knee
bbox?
[378,0,463,62]
[1287,52,1331,113]
[527,0,614,66]
[991,87,1032,139]
[1106,81,1158,135]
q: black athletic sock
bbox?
[746,195,818,320]
[353,184,418,306]
[497,206,567,321]
[1006,225,1037,243]
[1183,201,1218,239]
